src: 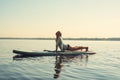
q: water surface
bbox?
[0,40,120,80]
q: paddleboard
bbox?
[13,50,96,56]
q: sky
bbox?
[0,0,120,38]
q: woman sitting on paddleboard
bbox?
[55,31,88,52]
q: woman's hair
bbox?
[56,31,62,36]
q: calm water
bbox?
[0,39,120,80]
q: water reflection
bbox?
[13,55,32,60]
[54,55,63,79]
[13,54,94,80]
[53,54,89,79]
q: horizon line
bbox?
[0,37,120,38]
[0,37,120,41]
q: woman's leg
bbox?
[68,46,88,51]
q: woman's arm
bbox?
[56,37,64,51]
[56,38,59,51]
[56,45,58,51]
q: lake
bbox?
[0,39,120,80]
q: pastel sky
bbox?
[0,0,120,38]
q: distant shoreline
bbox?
[0,38,120,41]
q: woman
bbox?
[55,31,88,52]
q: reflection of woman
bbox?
[53,54,89,79]
[54,55,62,79]
[55,31,88,52]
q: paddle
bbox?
[43,50,55,52]
[43,50,64,52]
